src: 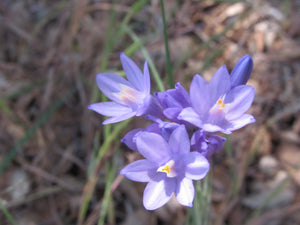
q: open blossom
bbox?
[88,53,162,124]
[121,125,209,210]
[178,65,255,134]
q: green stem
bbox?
[159,0,174,88]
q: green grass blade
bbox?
[124,25,165,92]
[199,48,223,75]
[187,172,212,225]
[78,119,131,223]
[97,156,117,225]
[95,120,131,162]
[124,41,143,57]
[0,201,17,225]
[159,0,174,88]
[91,0,149,102]
[91,0,117,104]
[225,135,239,196]
[0,95,13,116]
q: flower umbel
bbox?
[89,53,256,211]
[121,125,210,210]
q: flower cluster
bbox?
[89,53,255,210]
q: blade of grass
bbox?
[124,40,143,57]
[90,0,149,141]
[0,95,13,116]
[199,171,212,225]
[159,0,174,88]
[99,0,118,140]
[91,0,117,103]
[0,201,17,225]
[82,2,149,223]
[97,154,118,225]
[124,25,165,92]
[88,131,100,177]
[96,120,131,162]
[187,172,212,225]
[78,119,131,224]
[91,0,149,103]
[199,48,223,75]
[107,195,115,225]
[0,87,76,176]
[225,135,239,196]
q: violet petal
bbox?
[120,159,157,182]
[175,177,194,207]
[120,53,144,92]
[143,175,175,210]
[184,152,210,180]
[136,132,171,163]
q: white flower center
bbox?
[157,160,176,177]
[115,84,145,106]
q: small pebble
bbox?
[259,155,278,177]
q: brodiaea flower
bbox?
[88,53,161,124]
[178,65,255,134]
[121,125,209,210]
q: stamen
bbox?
[161,165,170,174]
[217,98,226,109]
[120,89,136,101]
[157,160,176,177]
[116,84,140,104]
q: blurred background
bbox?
[0,0,300,224]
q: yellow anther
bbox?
[217,98,226,109]
[157,160,176,177]
[161,165,170,174]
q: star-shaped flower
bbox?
[121,125,209,210]
[88,53,161,124]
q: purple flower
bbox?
[121,123,160,151]
[178,65,255,134]
[191,130,226,158]
[230,55,253,88]
[121,125,209,210]
[155,82,191,123]
[121,119,179,151]
[88,53,161,124]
